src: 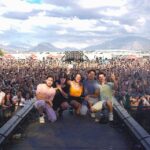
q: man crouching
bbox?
[34,75,56,123]
[91,71,118,124]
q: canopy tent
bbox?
[29,53,37,60]
[122,55,138,60]
[46,54,53,58]
[3,54,15,59]
[46,54,63,59]
[127,55,138,60]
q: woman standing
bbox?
[2,91,14,118]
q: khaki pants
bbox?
[91,101,104,111]
[91,97,114,112]
[87,97,99,105]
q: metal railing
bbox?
[113,99,150,150]
[0,99,35,148]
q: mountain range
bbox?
[1,36,150,53]
[85,36,150,51]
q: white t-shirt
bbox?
[0,91,5,105]
[143,99,150,106]
[12,95,25,106]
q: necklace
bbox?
[73,81,80,88]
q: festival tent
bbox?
[126,55,138,60]
[46,54,63,59]
[3,54,15,59]
[51,54,63,59]
[29,53,37,60]
[46,54,53,58]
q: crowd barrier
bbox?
[113,99,150,150]
[0,99,35,148]
[0,98,150,150]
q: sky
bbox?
[0,0,149,49]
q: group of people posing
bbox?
[35,69,118,124]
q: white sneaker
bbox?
[108,113,113,121]
[39,115,45,123]
[90,113,96,118]
[95,118,100,122]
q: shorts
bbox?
[70,96,82,104]
[91,97,114,111]
[91,101,103,111]
[87,97,99,105]
[53,98,68,110]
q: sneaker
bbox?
[109,121,117,128]
[99,117,108,124]
[108,113,114,121]
[95,118,100,122]
[39,115,45,123]
[90,113,96,118]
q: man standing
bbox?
[34,75,56,123]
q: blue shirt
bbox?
[83,79,99,96]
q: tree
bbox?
[0,49,4,56]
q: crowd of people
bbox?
[0,55,150,127]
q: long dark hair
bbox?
[73,73,83,82]
[59,72,67,79]
[58,72,68,84]
[4,91,13,105]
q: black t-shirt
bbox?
[55,84,69,101]
[53,80,70,109]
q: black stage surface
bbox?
[6,111,133,150]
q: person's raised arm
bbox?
[111,73,118,90]
[56,84,68,98]
[67,80,71,85]
[1,94,6,108]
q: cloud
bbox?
[0,0,33,13]
[42,0,75,7]
[137,17,146,26]
[100,6,128,17]
[52,41,89,49]
[56,30,68,35]
[0,0,150,49]
[77,0,126,9]
[2,10,41,20]
[123,25,137,33]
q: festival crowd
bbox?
[0,56,150,126]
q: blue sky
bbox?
[26,0,41,4]
[0,0,149,49]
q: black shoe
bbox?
[109,121,117,128]
[69,107,74,115]
[99,117,108,124]
[58,109,63,118]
